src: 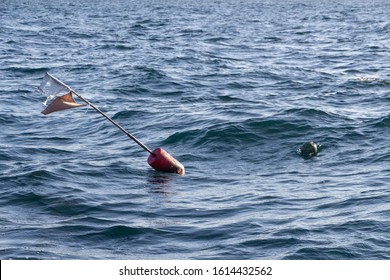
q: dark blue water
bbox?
[1,0,389,259]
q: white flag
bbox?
[38,72,66,97]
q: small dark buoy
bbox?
[300,141,318,158]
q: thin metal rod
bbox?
[46,72,154,155]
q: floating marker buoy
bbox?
[39,73,185,175]
[148,147,185,175]
[300,141,318,158]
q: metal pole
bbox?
[46,73,154,155]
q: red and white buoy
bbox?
[148,147,185,175]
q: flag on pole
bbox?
[41,91,85,115]
[36,72,185,174]
[38,72,66,96]
[38,73,84,115]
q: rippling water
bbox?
[1,0,389,259]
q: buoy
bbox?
[148,147,185,175]
[39,73,185,175]
[300,141,318,158]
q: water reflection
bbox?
[147,172,173,185]
[146,171,174,194]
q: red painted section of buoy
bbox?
[147,147,185,175]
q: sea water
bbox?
[0,0,389,259]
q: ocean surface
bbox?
[0,0,389,260]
